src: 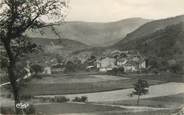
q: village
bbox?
[20,49,148,78]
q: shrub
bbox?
[0,106,15,114]
[64,61,76,73]
[31,64,43,75]
[81,96,88,102]
[72,96,88,102]
[40,96,70,103]
[23,104,36,114]
[169,64,183,73]
[40,97,49,103]
[20,95,33,100]
[54,96,70,103]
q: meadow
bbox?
[34,103,175,115]
[20,73,164,96]
[2,72,183,115]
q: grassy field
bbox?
[106,93,184,108]
[103,110,175,115]
[20,74,164,96]
[35,103,124,115]
[19,72,184,96]
[27,74,129,84]
[120,73,184,82]
[2,73,183,115]
[34,103,175,115]
[0,102,176,115]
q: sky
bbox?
[65,0,184,22]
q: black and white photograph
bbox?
[0,0,184,115]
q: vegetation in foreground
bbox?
[129,79,149,105]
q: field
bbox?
[37,82,184,102]
[27,74,129,84]
[34,103,175,115]
[104,93,184,108]
[20,72,184,96]
[20,73,166,96]
[34,103,124,115]
[0,97,177,115]
[2,73,184,115]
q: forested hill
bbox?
[114,15,184,47]
[114,22,184,72]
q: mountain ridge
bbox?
[114,15,184,47]
[26,18,150,47]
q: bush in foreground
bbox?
[72,96,88,102]
[40,96,70,103]
[23,104,36,114]
[0,106,15,114]
[53,96,70,103]
[0,104,35,115]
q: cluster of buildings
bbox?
[22,50,148,77]
[94,50,147,73]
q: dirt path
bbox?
[36,82,184,102]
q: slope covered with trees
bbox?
[115,15,184,47]
[115,22,184,72]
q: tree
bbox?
[86,55,96,66]
[0,0,68,114]
[30,64,43,76]
[64,61,75,73]
[170,64,183,73]
[130,79,149,105]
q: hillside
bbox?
[73,16,184,57]
[114,15,184,47]
[114,21,184,72]
[26,18,150,47]
[121,23,184,57]
[30,38,89,55]
[30,38,88,49]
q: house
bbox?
[139,60,147,69]
[43,66,52,75]
[124,65,137,72]
[132,56,140,62]
[117,51,147,73]
[117,58,128,66]
[51,63,65,73]
[95,50,147,73]
[123,61,139,72]
[97,57,116,72]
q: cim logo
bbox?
[16,103,29,109]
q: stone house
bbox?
[123,61,139,72]
[97,57,116,72]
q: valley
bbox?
[1,15,184,115]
